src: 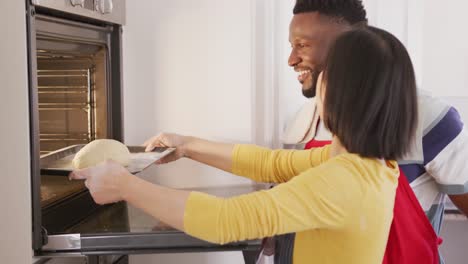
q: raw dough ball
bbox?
[72,139,130,169]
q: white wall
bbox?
[0,0,34,263]
[421,0,468,97]
[123,0,259,263]
[123,0,254,190]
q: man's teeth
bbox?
[298,70,311,77]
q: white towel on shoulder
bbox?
[282,98,320,145]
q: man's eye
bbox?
[290,43,308,49]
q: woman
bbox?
[71,26,418,263]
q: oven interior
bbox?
[37,40,108,155]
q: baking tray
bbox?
[40,144,175,176]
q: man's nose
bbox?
[288,49,300,67]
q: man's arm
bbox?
[448,194,468,216]
[421,104,468,216]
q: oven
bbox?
[27,1,261,263]
[28,0,125,257]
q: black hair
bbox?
[293,0,368,25]
[322,26,418,160]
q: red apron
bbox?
[382,169,441,264]
[305,139,440,264]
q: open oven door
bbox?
[39,180,262,257]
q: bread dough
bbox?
[72,139,131,169]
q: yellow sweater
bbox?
[184,145,399,264]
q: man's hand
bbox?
[69,160,133,205]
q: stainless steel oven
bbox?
[27,1,261,263]
[27,0,125,258]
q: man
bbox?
[269,0,468,263]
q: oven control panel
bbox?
[31,0,125,25]
[70,0,85,7]
[97,0,113,14]
[69,0,113,14]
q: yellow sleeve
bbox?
[184,158,360,244]
[231,144,330,183]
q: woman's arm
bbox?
[232,144,330,183]
[144,133,330,183]
[143,134,235,173]
[123,174,190,231]
[183,163,354,244]
[71,157,360,244]
[183,136,236,173]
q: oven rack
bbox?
[37,67,96,154]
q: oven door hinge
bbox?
[41,226,49,245]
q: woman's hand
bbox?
[143,133,190,164]
[70,160,190,231]
[143,132,235,172]
[69,160,133,205]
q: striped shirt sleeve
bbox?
[423,106,468,194]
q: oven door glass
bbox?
[41,168,263,255]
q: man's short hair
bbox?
[294,0,368,25]
[322,26,418,160]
